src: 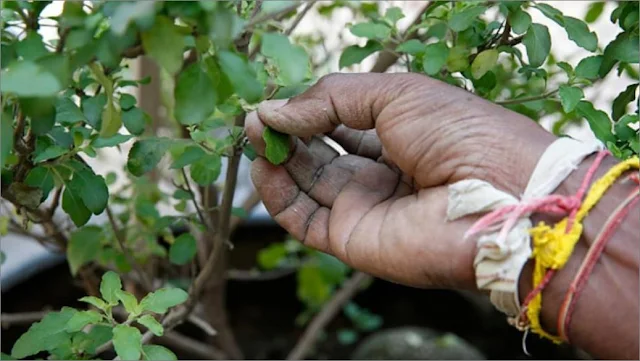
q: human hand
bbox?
[245,73,556,290]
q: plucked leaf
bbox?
[141,16,185,74]
[142,345,177,360]
[169,233,197,265]
[523,23,551,67]
[113,325,142,361]
[558,85,584,113]
[140,287,188,314]
[174,63,217,125]
[100,271,123,305]
[137,315,163,336]
[263,127,290,165]
[339,41,383,69]
[67,226,103,275]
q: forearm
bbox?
[519,154,639,359]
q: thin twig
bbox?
[187,313,217,336]
[226,266,299,282]
[285,0,317,36]
[496,88,560,105]
[244,2,301,30]
[286,272,372,360]
[181,168,208,229]
[106,207,153,291]
[158,331,227,360]
[47,186,62,217]
[1,311,51,327]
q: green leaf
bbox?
[612,84,639,121]
[113,325,142,361]
[82,94,107,129]
[1,116,13,169]
[24,166,54,197]
[258,243,288,270]
[261,33,310,86]
[384,7,404,24]
[122,107,149,136]
[423,42,450,75]
[297,263,331,308]
[119,94,137,110]
[169,233,197,265]
[190,154,221,185]
[207,7,245,49]
[615,114,639,142]
[67,226,103,276]
[449,6,487,32]
[100,270,123,305]
[471,49,498,79]
[575,55,602,79]
[116,289,140,315]
[339,40,383,69]
[608,34,639,64]
[217,51,263,104]
[79,296,108,311]
[93,133,134,148]
[509,8,531,35]
[585,2,605,23]
[350,22,391,40]
[1,60,62,97]
[127,138,173,176]
[445,45,469,73]
[172,189,193,200]
[170,145,205,169]
[563,16,597,52]
[396,39,425,55]
[558,85,584,113]
[100,100,122,138]
[337,329,358,345]
[56,97,86,125]
[141,16,185,74]
[263,127,290,165]
[576,101,616,144]
[11,308,77,359]
[140,287,188,314]
[16,31,48,61]
[62,179,91,226]
[142,345,177,361]
[72,325,112,355]
[69,162,109,215]
[523,23,551,68]
[174,63,217,126]
[231,207,248,218]
[33,145,67,163]
[534,3,564,25]
[21,97,56,135]
[65,310,103,332]
[137,315,164,337]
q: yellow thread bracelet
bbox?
[526,156,639,343]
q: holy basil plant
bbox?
[0,1,637,360]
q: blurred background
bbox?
[1,1,635,360]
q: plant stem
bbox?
[181,168,208,229]
[244,2,301,30]
[496,88,559,105]
[286,272,372,360]
[285,0,317,36]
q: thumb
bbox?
[256,73,425,137]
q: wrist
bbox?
[518,153,639,358]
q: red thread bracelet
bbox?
[557,183,640,342]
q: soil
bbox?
[1,225,584,360]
